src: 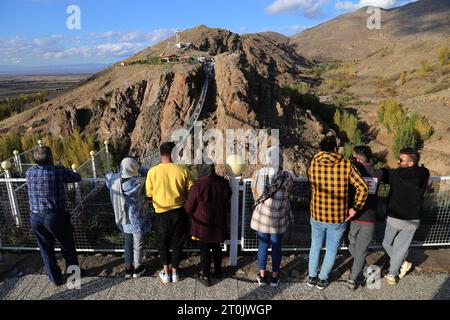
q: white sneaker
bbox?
[172,271,180,283]
[385,274,397,285]
[159,270,171,284]
[399,260,413,279]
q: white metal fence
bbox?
[240,177,450,251]
[74,143,111,178]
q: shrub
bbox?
[392,120,419,159]
[334,109,363,160]
[0,132,22,161]
[377,99,405,134]
[438,46,449,66]
[398,71,407,85]
[410,113,433,141]
[42,130,95,167]
[419,59,433,74]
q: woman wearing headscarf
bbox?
[106,157,151,279]
[251,145,294,287]
[184,162,232,287]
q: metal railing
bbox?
[2,140,43,178]
[240,177,450,251]
[73,141,111,179]
[0,174,449,257]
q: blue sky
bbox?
[0,0,417,66]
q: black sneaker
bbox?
[133,265,145,278]
[270,277,280,288]
[306,276,318,287]
[257,274,268,287]
[316,279,328,290]
[213,268,223,279]
[125,266,134,279]
[52,277,66,287]
[198,273,211,287]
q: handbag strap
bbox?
[253,171,286,209]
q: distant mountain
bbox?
[290,0,450,61]
[0,63,112,75]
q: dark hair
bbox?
[353,145,372,163]
[400,147,420,165]
[159,142,176,157]
[33,146,53,165]
[320,136,338,152]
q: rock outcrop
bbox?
[0,25,327,176]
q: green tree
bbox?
[377,99,405,133]
[392,120,418,159]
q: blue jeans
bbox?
[257,232,283,273]
[123,233,145,269]
[30,211,79,284]
[308,218,347,281]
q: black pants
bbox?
[198,241,222,277]
[30,210,79,284]
[154,207,188,269]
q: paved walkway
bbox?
[1,273,449,300]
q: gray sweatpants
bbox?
[348,222,375,281]
[382,218,419,276]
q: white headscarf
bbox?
[120,157,140,179]
[110,158,140,225]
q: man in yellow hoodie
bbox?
[146,142,193,284]
[306,136,368,290]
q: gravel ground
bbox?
[0,273,448,300]
[0,248,449,300]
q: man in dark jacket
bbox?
[347,146,383,290]
[381,148,430,285]
[184,162,232,287]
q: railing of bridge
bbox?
[140,62,213,168]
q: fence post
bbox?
[229,176,239,267]
[13,150,21,175]
[104,140,111,172]
[38,139,43,147]
[2,161,21,227]
[72,164,83,208]
[90,151,97,178]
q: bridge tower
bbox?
[175,29,182,49]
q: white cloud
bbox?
[0,29,176,64]
[266,0,330,18]
[285,24,308,34]
[335,0,416,11]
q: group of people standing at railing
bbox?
[24,135,429,291]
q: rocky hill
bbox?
[0,26,325,176]
[290,0,450,175]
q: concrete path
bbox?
[1,273,448,300]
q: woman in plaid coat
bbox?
[251,146,294,287]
